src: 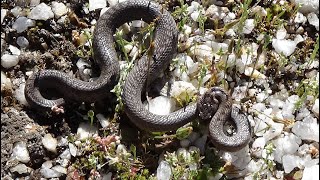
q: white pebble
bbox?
[273,133,301,163]
[131,20,145,28]
[263,122,284,141]
[28,3,54,20]
[272,38,297,57]
[223,12,236,23]
[252,6,267,17]
[290,0,319,14]
[116,144,127,154]
[231,147,251,168]
[246,159,263,173]
[1,71,12,90]
[256,92,268,102]
[294,34,305,44]
[59,149,71,160]
[68,143,77,157]
[242,19,255,34]
[300,154,319,168]
[41,160,53,169]
[282,154,299,173]
[76,58,90,70]
[42,134,58,153]
[1,9,7,24]
[10,6,22,17]
[307,12,319,31]
[145,96,176,115]
[292,116,319,141]
[89,0,107,11]
[276,27,287,40]
[244,67,266,79]
[302,165,319,180]
[312,99,319,117]
[99,7,109,17]
[51,1,68,18]
[176,148,191,162]
[205,41,229,54]
[52,165,67,174]
[253,118,268,137]
[251,137,266,157]
[269,98,284,109]
[183,25,192,36]
[12,17,35,33]
[10,164,31,174]
[96,113,110,128]
[170,81,197,100]
[107,0,127,6]
[189,44,214,61]
[156,161,172,180]
[8,45,20,56]
[1,54,19,69]
[30,0,40,6]
[10,141,30,163]
[190,11,200,21]
[187,1,201,14]
[40,168,62,178]
[76,122,98,140]
[17,36,29,48]
[185,56,198,75]
[123,44,133,54]
[14,82,28,106]
[205,4,229,20]
[297,107,310,121]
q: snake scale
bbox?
[24,0,251,151]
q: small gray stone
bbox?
[17,36,29,48]
[12,17,35,33]
[10,164,31,174]
[59,149,71,160]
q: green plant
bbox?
[295,77,319,108]
[87,110,95,125]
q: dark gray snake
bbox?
[24,0,251,151]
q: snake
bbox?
[24,0,251,151]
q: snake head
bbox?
[197,87,228,120]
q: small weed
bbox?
[295,77,319,108]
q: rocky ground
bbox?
[1,0,319,179]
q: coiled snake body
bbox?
[25,0,251,151]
